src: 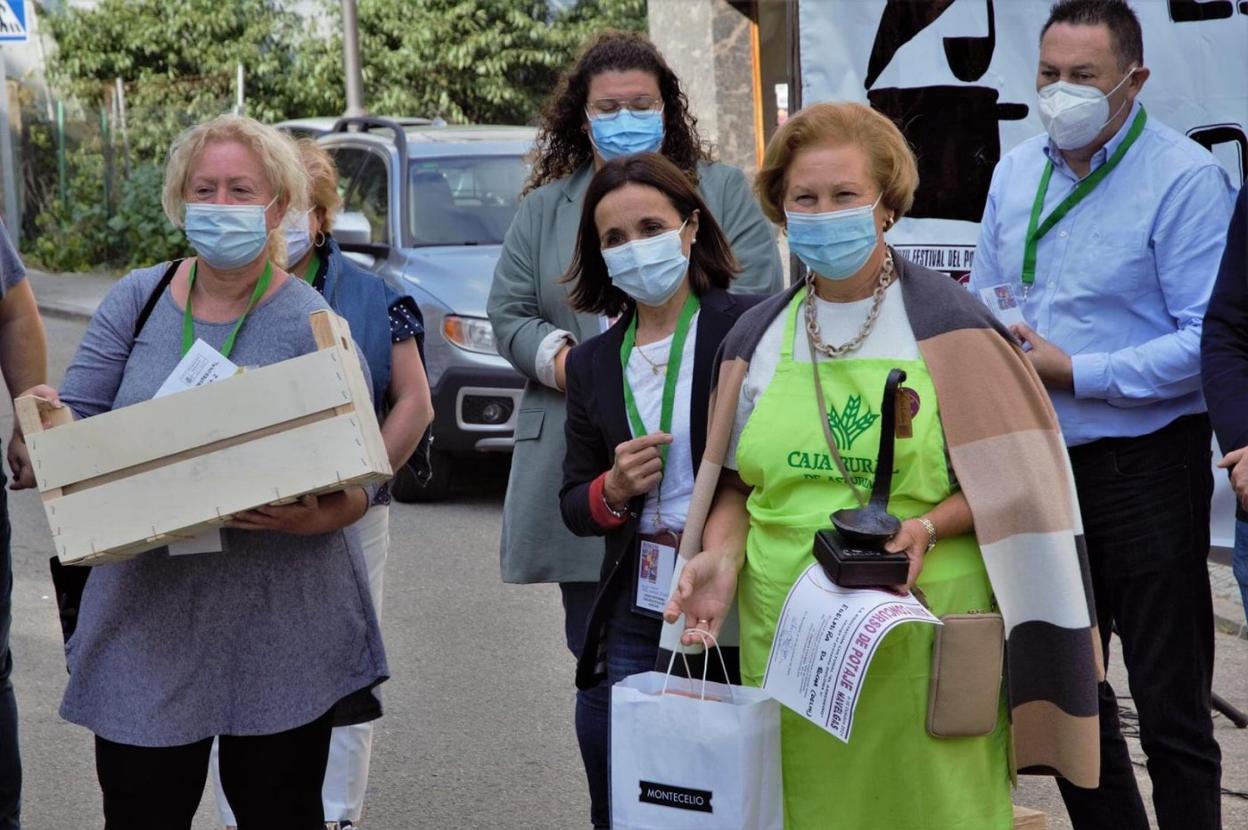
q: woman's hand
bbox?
[882,494,973,595]
[16,384,63,427]
[663,549,741,645]
[9,384,64,490]
[883,518,933,595]
[226,489,368,535]
[603,432,673,509]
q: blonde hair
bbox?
[162,114,309,267]
[295,138,343,237]
[754,102,919,227]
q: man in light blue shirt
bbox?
[969,2,1234,829]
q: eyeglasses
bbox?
[586,95,663,119]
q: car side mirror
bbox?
[334,211,372,247]
[334,210,390,260]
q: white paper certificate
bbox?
[154,338,238,400]
[977,283,1027,328]
[634,539,677,615]
[762,563,940,743]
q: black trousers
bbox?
[0,479,18,830]
[1057,413,1222,830]
[95,708,333,830]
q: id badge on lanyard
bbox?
[621,296,697,619]
[632,530,679,619]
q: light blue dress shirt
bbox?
[970,101,1237,447]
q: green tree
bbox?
[32,0,647,271]
[351,0,647,124]
[46,0,318,156]
[36,0,317,268]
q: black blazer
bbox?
[559,287,760,690]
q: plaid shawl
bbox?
[659,252,1102,787]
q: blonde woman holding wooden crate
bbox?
[19,114,388,830]
[205,139,432,830]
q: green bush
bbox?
[109,164,193,269]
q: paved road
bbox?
[7,313,1248,828]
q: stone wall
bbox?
[648,0,759,172]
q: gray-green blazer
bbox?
[488,160,783,584]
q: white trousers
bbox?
[210,504,391,827]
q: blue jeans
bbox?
[560,582,661,830]
[0,476,18,830]
[1235,520,1248,624]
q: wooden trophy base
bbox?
[813,527,910,588]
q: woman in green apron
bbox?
[661,103,1102,828]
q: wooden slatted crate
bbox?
[17,310,392,565]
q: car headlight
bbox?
[442,315,498,354]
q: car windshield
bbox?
[408,155,528,246]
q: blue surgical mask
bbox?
[587,109,665,160]
[282,208,314,266]
[602,221,689,306]
[785,196,882,280]
[185,200,274,270]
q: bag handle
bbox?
[661,628,734,703]
[134,259,183,341]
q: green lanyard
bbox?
[1021,106,1148,291]
[620,292,700,471]
[182,260,274,358]
[301,249,321,286]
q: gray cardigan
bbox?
[487,160,783,584]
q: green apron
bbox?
[734,291,1011,829]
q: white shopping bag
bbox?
[610,637,784,830]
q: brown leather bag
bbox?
[927,612,1005,737]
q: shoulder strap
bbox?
[133,259,181,341]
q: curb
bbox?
[36,301,94,322]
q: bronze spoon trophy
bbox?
[812,368,911,587]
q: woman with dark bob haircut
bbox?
[485,30,782,829]
[558,153,764,824]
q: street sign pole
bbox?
[0,0,25,238]
[0,51,18,240]
[341,0,365,118]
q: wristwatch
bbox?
[917,517,937,553]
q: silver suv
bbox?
[317,118,535,500]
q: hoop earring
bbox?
[314,231,326,247]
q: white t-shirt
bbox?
[625,313,700,534]
[726,284,918,469]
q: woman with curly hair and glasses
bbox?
[486,29,782,829]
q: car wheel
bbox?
[391,449,452,503]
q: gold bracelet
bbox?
[917,517,937,553]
